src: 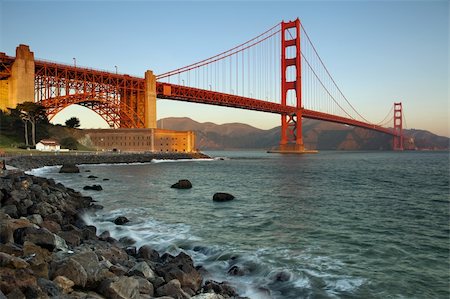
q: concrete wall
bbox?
[144,70,157,128]
[0,45,35,111]
[82,128,196,153]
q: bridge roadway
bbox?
[0,55,396,136]
[156,82,397,136]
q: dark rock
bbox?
[91,204,104,210]
[155,279,190,299]
[85,170,91,172]
[114,216,129,225]
[109,264,129,276]
[0,242,24,257]
[87,175,98,179]
[0,252,29,269]
[171,179,192,189]
[59,163,80,173]
[124,246,137,256]
[150,276,165,289]
[203,280,240,297]
[40,220,62,234]
[119,236,136,245]
[0,267,37,296]
[127,261,155,279]
[272,270,291,282]
[99,276,140,299]
[156,252,202,293]
[213,192,235,202]
[227,265,247,276]
[83,185,103,191]
[81,225,97,240]
[99,230,111,240]
[103,178,110,181]
[138,245,160,263]
[1,205,18,218]
[37,278,62,297]
[136,277,154,296]
[58,230,82,247]
[51,258,88,287]
[23,241,52,278]
[15,227,68,252]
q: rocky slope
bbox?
[0,170,245,299]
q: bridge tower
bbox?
[278,18,311,153]
[393,102,403,151]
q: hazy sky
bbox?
[1,0,448,136]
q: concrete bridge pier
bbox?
[144,70,157,128]
[0,44,35,111]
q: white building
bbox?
[36,139,61,151]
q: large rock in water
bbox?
[59,163,80,173]
[171,179,192,189]
[213,193,235,202]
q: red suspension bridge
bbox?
[0,18,404,151]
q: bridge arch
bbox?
[39,93,145,129]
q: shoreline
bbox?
[4,151,211,171]
[0,154,248,299]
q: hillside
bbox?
[157,117,449,151]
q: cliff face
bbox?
[157,117,449,151]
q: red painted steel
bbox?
[280,19,303,149]
[393,102,403,150]
[155,82,397,136]
[34,60,146,128]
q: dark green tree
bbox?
[60,137,78,150]
[16,102,47,146]
[65,117,81,128]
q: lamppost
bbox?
[73,58,76,67]
[115,65,118,74]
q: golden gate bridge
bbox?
[0,18,404,151]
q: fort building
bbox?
[81,128,196,153]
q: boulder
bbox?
[59,163,80,173]
[0,267,38,297]
[37,278,62,297]
[83,185,103,191]
[213,193,235,202]
[99,276,140,299]
[0,252,29,269]
[227,265,247,276]
[16,227,68,252]
[51,258,87,288]
[171,179,192,189]
[136,277,154,296]
[156,252,202,293]
[202,280,239,298]
[87,175,98,179]
[127,261,156,280]
[114,216,129,225]
[155,279,190,299]
[138,245,160,263]
[53,275,75,294]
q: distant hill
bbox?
[157,117,449,151]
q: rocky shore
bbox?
[5,152,211,171]
[0,163,246,298]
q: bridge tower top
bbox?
[393,102,403,151]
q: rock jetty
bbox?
[0,171,246,298]
[5,152,210,171]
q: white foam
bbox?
[151,158,214,163]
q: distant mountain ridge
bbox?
[158,117,449,151]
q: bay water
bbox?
[29,151,449,298]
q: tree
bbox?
[65,117,81,128]
[16,102,47,146]
[60,137,78,150]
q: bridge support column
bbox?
[393,102,403,151]
[144,70,157,128]
[270,19,316,154]
[0,45,35,111]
